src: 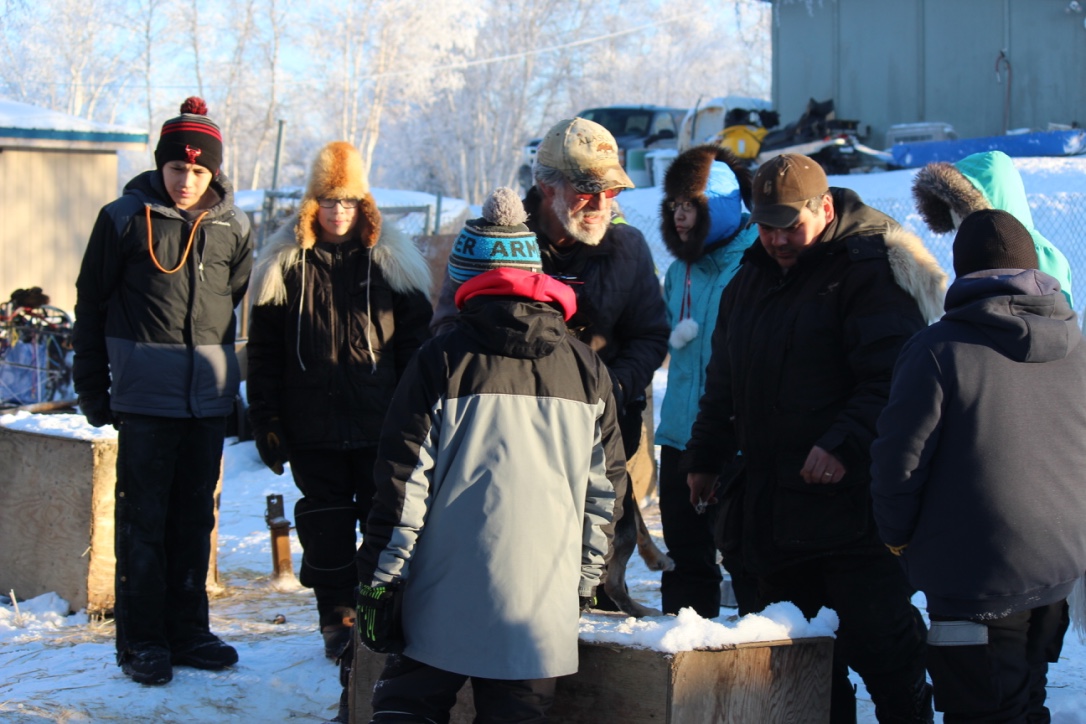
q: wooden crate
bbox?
[0,425,221,615]
[350,634,832,723]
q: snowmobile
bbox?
[718,98,890,174]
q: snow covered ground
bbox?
[2,157,1086,723]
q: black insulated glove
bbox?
[79,394,116,429]
[253,417,289,475]
[356,583,405,654]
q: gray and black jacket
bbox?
[73,170,252,418]
[357,273,623,680]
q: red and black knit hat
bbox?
[154,97,223,174]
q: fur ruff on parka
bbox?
[252,217,431,308]
[660,145,753,263]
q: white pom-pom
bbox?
[483,187,528,226]
[669,318,699,349]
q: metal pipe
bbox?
[995,50,1012,135]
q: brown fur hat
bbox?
[660,145,752,262]
[295,141,381,249]
[912,162,990,235]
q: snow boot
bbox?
[171,633,238,670]
[321,605,356,660]
[119,646,173,685]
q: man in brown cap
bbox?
[683,153,946,723]
[872,209,1086,723]
[432,118,670,614]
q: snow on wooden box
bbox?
[349,633,832,723]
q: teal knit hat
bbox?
[448,187,541,285]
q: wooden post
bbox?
[264,493,294,580]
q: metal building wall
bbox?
[771,0,1086,147]
[0,148,118,314]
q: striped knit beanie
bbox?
[448,187,541,285]
[155,97,223,174]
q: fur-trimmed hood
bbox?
[294,141,381,250]
[883,224,948,324]
[660,145,753,262]
[251,216,431,308]
[912,150,1073,307]
[817,188,947,323]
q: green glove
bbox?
[356,583,404,654]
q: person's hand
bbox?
[800,445,846,484]
[253,418,289,475]
[356,583,404,654]
[78,394,116,429]
[687,472,719,510]
[886,542,908,557]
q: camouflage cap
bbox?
[535,117,635,194]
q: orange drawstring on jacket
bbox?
[146,205,209,274]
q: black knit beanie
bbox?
[952,209,1038,277]
[154,97,223,174]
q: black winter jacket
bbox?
[246,221,432,449]
[431,187,668,411]
[872,271,1086,619]
[73,170,252,418]
[684,188,946,575]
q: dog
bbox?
[600,469,675,619]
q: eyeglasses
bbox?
[317,198,361,209]
[572,188,622,202]
[667,200,695,213]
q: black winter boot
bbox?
[119,646,172,685]
[171,633,238,670]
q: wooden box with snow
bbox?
[349,627,833,723]
[0,425,221,615]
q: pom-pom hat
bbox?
[448,187,542,284]
[155,97,223,174]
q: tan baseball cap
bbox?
[750,153,829,227]
[535,117,635,194]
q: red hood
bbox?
[454,268,577,321]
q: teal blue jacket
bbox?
[656,222,756,450]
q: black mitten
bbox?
[78,394,116,429]
[253,417,289,475]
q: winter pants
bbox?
[927,600,1069,723]
[370,653,556,724]
[289,446,377,623]
[113,414,225,658]
[658,445,722,617]
[756,551,932,724]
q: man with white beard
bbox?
[432,117,669,611]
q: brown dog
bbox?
[601,471,674,618]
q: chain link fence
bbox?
[621,193,1086,319]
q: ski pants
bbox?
[289,446,377,621]
[927,599,1069,723]
[658,445,722,618]
[370,653,556,724]
[756,551,932,724]
[113,413,225,658]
